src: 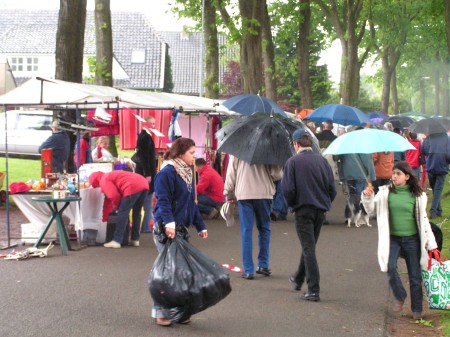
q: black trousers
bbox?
[292,206,325,293]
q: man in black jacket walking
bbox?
[281,129,336,302]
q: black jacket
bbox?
[281,150,336,212]
[135,129,156,193]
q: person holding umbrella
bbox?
[421,132,450,219]
[224,156,283,280]
[281,129,336,302]
[362,161,438,320]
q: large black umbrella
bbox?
[409,118,448,135]
[384,115,415,128]
[216,113,317,166]
[219,94,287,117]
[431,116,450,130]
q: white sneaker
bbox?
[104,240,121,248]
[129,240,140,247]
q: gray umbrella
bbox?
[216,112,318,166]
[409,118,448,135]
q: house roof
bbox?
[159,31,237,96]
[0,10,165,90]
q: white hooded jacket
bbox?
[361,185,437,272]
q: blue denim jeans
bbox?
[427,172,447,217]
[292,206,325,294]
[141,192,153,232]
[387,234,423,313]
[272,180,288,218]
[114,190,147,243]
[197,194,222,215]
[237,199,272,274]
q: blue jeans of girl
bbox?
[387,234,423,314]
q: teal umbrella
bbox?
[322,128,415,155]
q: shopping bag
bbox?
[421,250,450,310]
[148,235,232,322]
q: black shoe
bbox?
[241,273,254,280]
[270,212,278,221]
[289,276,302,291]
[301,292,320,302]
[256,267,272,276]
[323,219,330,225]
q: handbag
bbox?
[421,250,450,310]
[131,152,142,165]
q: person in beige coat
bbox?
[224,156,282,280]
[362,161,437,320]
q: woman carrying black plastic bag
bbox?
[151,138,208,326]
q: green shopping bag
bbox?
[422,250,450,310]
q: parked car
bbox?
[0,110,53,157]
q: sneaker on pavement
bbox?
[392,299,404,313]
[129,240,140,247]
[104,240,121,248]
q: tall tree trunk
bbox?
[316,0,369,106]
[380,50,392,114]
[445,0,450,117]
[390,69,399,114]
[203,0,219,99]
[95,0,116,157]
[262,3,276,100]
[297,0,313,109]
[55,0,87,82]
[238,0,264,94]
[55,0,87,172]
[434,55,440,116]
[442,64,449,117]
[94,0,113,87]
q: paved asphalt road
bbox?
[0,190,390,337]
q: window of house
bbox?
[11,56,38,72]
[131,50,145,63]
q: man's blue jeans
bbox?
[292,206,324,294]
[141,192,153,232]
[237,199,272,274]
[114,190,147,243]
[197,194,222,215]
[387,234,423,313]
[427,172,447,217]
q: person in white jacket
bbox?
[362,161,437,321]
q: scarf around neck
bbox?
[167,158,193,192]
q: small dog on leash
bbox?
[346,194,371,228]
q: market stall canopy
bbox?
[0,77,228,113]
[120,89,225,113]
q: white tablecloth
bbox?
[12,188,107,243]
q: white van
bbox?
[0,110,53,157]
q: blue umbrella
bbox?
[368,112,387,120]
[307,104,371,126]
[322,128,415,155]
[219,94,287,117]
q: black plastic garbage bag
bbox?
[148,236,232,323]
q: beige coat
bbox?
[361,185,437,272]
[224,156,283,201]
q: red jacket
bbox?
[197,165,225,203]
[89,171,149,210]
[405,139,421,169]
